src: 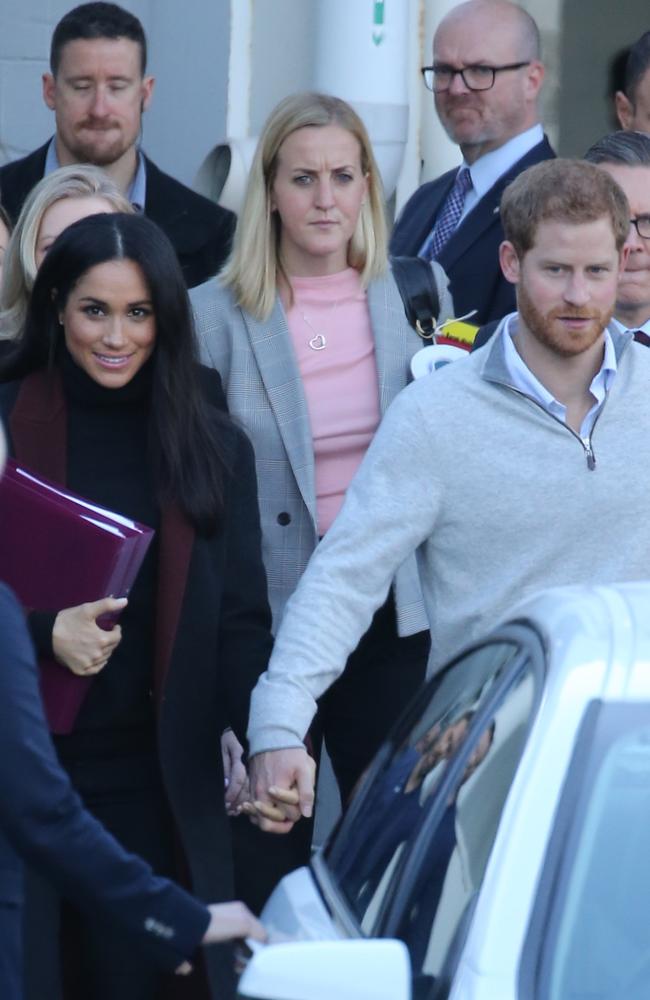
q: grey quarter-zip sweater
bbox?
[249,324,650,754]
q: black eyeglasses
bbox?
[421,62,530,93]
[630,215,650,239]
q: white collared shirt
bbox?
[610,316,650,337]
[501,312,618,440]
[460,123,544,221]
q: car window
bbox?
[394,661,538,993]
[325,638,537,941]
[528,702,650,1000]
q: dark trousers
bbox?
[23,749,178,1000]
[317,593,430,805]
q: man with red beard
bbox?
[245,159,650,829]
[390,0,554,327]
[0,3,234,288]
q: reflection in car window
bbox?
[398,664,537,987]
[536,706,650,1000]
[327,641,523,935]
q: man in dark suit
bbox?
[0,2,234,288]
[615,31,650,133]
[390,0,554,326]
[0,422,264,1000]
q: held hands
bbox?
[52,597,127,676]
[221,728,250,816]
[244,748,316,833]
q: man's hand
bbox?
[221,728,249,816]
[52,597,127,675]
[203,901,266,944]
[176,901,267,972]
[245,748,316,833]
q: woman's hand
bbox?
[52,597,127,676]
[221,728,249,816]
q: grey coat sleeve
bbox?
[247,379,441,755]
[431,260,455,324]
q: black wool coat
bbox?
[0,142,236,288]
[0,365,273,999]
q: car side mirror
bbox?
[238,938,411,1000]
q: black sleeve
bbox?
[470,320,500,352]
[0,583,209,969]
[26,610,56,658]
[217,430,274,750]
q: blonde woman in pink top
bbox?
[192,92,453,873]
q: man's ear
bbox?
[499,240,521,285]
[43,73,57,111]
[618,244,631,278]
[140,75,155,114]
[524,60,545,103]
[615,90,634,129]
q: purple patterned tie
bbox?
[423,167,473,260]
[633,329,650,347]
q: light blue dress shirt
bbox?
[44,139,146,210]
[501,312,617,440]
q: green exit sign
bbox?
[373,1,385,44]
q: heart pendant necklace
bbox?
[300,299,343,351]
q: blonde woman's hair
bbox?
[221,92,388,320]
[0,164,132,342]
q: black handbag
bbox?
[390,255,440,339]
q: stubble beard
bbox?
[518,282,612,358]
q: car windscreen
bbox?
[526,701,650,1000]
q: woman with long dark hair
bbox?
[0,212,273,1000]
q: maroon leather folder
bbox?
[0,459,154,733]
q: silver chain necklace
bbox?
[299,299,343,351]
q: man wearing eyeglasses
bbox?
[584,131,650,345]
[390,0,554,326]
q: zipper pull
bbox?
[585,446,596,470]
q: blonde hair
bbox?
[221,92,388,320]
[0,164,132,342]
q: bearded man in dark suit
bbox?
[0,2,234,289]
[390,0,554,326]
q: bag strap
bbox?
[390,255,440,340]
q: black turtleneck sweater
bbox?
[55,349,160,757]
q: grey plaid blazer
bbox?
[191,266,453,636]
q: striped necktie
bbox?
[423,167,473,261]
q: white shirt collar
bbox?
[501,312,618,439]
[459,124,544,222]
[610,315,650,336]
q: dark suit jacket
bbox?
[0,141,236,288]
[0,582,209,1000]
[0,364,273,998]
[390,136,555,326]
[471,319,500,351]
